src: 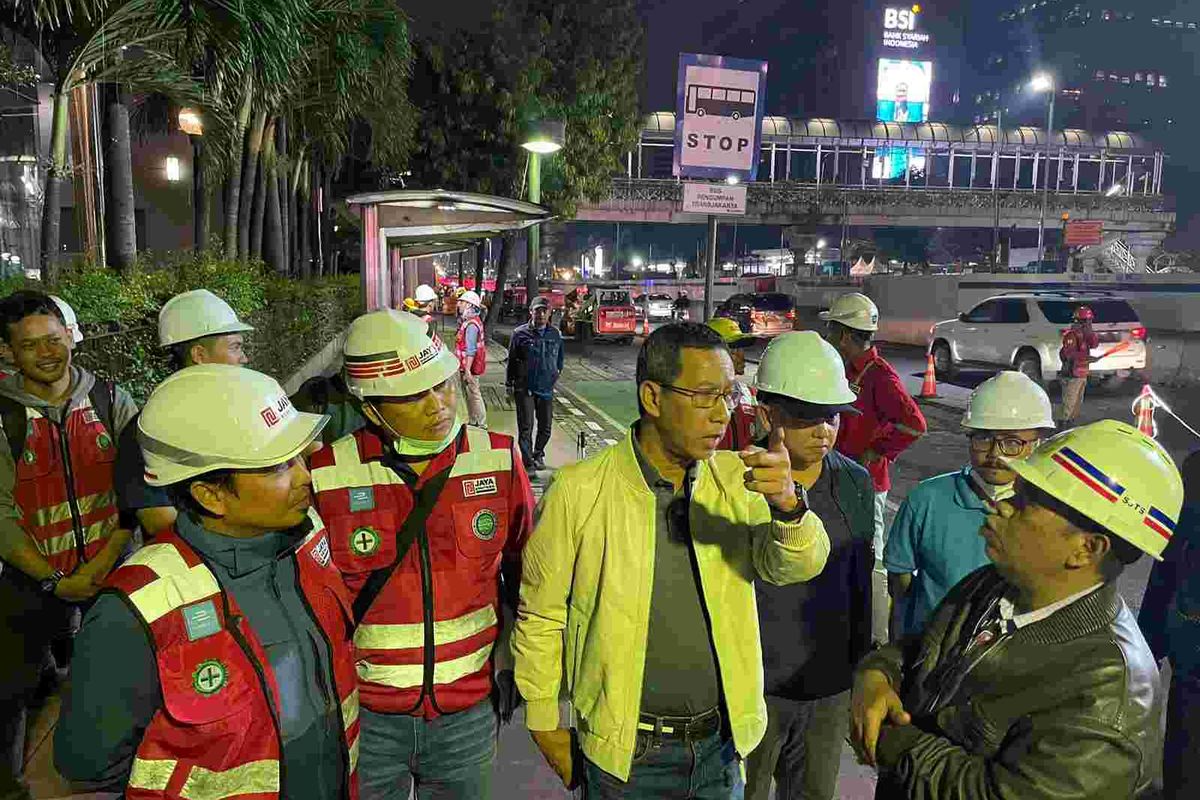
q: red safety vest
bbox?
[310,425,533,718]
[105,511,360,800]
[14,395,119,572]
[718,383,758,452]
[455,316,487,375]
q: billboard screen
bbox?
[875,58,932,123]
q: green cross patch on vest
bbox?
[350,526,381,556]
[192,659,228,696]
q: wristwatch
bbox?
[40,569,66,595]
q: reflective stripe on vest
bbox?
[357,643,493,690]
[449,427,512,477]
[343,688,360,772]
[355,604,497,650]
[37,515,116,558]
[124,543,221,624]
[311,435,406,494]
[128,758,175,792]
[127,758,281,800]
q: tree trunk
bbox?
[321,164,334,275]
[276,119,290,271]
[223,82,254,260]
[191,136,207,251]
[103,85,137,269]
[475,239,486,292]
[311,160,323,276]
[298,164,312,279]
[264,130,285,275]
[250,118,274,261]
[288,151,305,276]
[40,87,70,282]
[486,231,517,328]
[238,108,268,260]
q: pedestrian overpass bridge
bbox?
[576,113,1175,252]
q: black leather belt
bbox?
[636,707,721,742]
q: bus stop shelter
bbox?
[346,189,551,310]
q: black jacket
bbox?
[860,566,1159,800]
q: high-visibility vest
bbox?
[310,426,529,718]
[14,396,119,572]
[455,316,487,375]
[718,383,758,452]
[104,511,360,800]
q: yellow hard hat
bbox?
[819,292,879,332]
[158,289,254,348]
[342,309,458,399]
[1006,419,1183,560]
[403,297,419,311]
[707,317,753,347]
[138,365,327,486]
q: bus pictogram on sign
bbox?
[686,85,757,120]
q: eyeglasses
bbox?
[660,383,737,411]
[968,432,1038,457]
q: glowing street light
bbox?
[1029,73,1054,94]
[816,238,827,249]
[631,255,644,268]
[1029,72,1056,264]
[521,119,565,295]
[725,174,740,185]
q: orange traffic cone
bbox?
[642,311,651,337]
[919,352,939,399]
[1134,384,1157,438]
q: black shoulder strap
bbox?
[88,379,116,436]
[351,467,454,623]
[0,395,25,461]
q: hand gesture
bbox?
[849,669,912,767]
[739,426,798,513]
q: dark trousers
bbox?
[744,692,850,800]
[515,391,553,465]
[584,730,743,799]
[1164,669,1200,800]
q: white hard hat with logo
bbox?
[414,284,438,304]
[138,365,327,486]
[458,290,483,309]
[819,292,879,332]
[962,371,1055,431]
[342,309,459,399]
[754,331,859,412]
[1006,419,1183,560]
[50,296,83,344]
[158,289,254,348]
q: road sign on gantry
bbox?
[673,53,768,182]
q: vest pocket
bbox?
[159,634,260,725]
[451,499,508,559]
[327,509,399,574]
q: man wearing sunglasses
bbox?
[744,332,875,800]
[515,323,831,799]
[885,371,1054,639]
[850,420,1173,799]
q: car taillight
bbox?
[1131,327,1147,340]
[786,309,796,320]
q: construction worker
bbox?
[114,289,254,537]
[1058,304,1100,426]
[310,309,534,799]
[0,290,138,789]
[55,365,360,799]
[456,289,488,428]
[745,332,875,800]
[414,284,438,316]
[851,420,1172,798]
[707,317,760,451]
[822,292,926,570]
[885,371,1054,639]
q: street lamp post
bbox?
[1030,74,1056,265]
[521,120,565,303]
[178,108,205,251]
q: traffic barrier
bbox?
[919,352,939,399]
[1133,384,1157,438]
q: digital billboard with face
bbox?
[876,58,932,123]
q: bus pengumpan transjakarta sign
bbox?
[673,53,768,182]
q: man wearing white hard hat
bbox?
[744,332,876,800]
[114,289,254,537]
[886,371,1054,638]
[56,365,360,799]
[310,309,534,799]
[821,292,926,570]
[851,420,1169,798]
[455,290,488,427]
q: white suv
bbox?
[929,292,1148,386]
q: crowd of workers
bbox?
[0,283,1195,800]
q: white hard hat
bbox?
[1007,420,1182,560]
[962,371,1055,431]
[414,284,438,304]
[138,365,327,486]
[458,290,483,309]
[159,289,254,348]
[754,331,858,411]
[819,292,879,332]
[342,309,459,399]
[49,295,82,343]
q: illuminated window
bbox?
[1159,75,1167,87]
[165,157,181,182]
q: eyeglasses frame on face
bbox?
[658,382,738,412]
[967,431,1041,458]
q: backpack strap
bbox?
[0,395,26,462]
[88,379,117,437]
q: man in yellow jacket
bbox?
[513,322,831,799]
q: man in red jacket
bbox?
[822,293,926,573]
[1058,305,1100,427]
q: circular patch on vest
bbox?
[350,526,381,556]
[471,509,498,541]
[96,432,112,450]
[192,659,227,696]
[21,449,34,465]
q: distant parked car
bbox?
[715,292,796,336]
[928,292,1147,386]
[644,293,675,320]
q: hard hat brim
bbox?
[160,320,255,348]
[818,311,878,332]
[141,410,328,487]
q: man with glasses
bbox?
[885,372,1054,639]
[309,310,534,799]
[515,323,831,799]
[744,333,876,800]
[851,419,1171,799]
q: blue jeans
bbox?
[358,700,496,800]
[584,731,744,799]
